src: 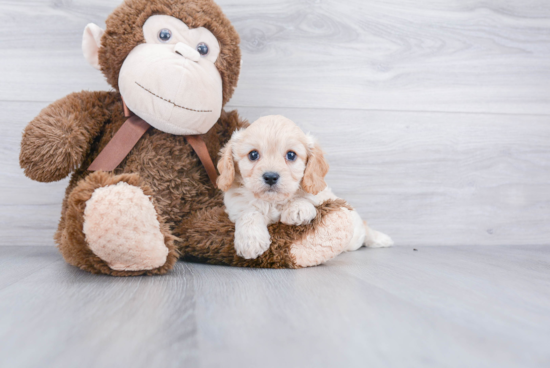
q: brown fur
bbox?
[20,91,120,182]
[19,0,344,276]
[176,199,352,269]
[58,171,179,276]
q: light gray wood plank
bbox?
[192,245,550,368]
[0,249,199,368]
[0,100,67,246]
[3,101,550,246]
[0,245,549,368]
[237,106,550,246]
[0,0,549,114]
[0,246,60,290]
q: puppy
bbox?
[217,115,393,259]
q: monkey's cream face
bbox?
[233,118,309,203]
[118,15,223,135]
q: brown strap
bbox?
[88,115,151,172]
[184,135,219,187]
[88,101,218,188]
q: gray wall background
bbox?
[1,0,549,247]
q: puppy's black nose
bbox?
[263,172,280,186]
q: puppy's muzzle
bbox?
[263,172,280,186]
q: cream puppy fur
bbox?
[217,115,393,260]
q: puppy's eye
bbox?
[248,150,260,161]
[158,29,172,42]
[286,151,297,161]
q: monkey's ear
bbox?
[82,23,105,70]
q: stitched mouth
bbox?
[135,82,212,113]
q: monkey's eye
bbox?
[248,150,260,161]
[286,151,297,161]
[197,42,209,56]
[158,29,172,42]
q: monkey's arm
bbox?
[20,91,119,182]
[176,199,352,269]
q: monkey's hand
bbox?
[20,91,118,182]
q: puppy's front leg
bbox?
[234,211,271,259]
[281,199,317,226]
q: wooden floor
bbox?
[1,245,549,368]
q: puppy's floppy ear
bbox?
[302,135,329,195]
[217,129,243,191]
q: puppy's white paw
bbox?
[234,224,271,259]
[281,201,317,226]
[365,230,394,248]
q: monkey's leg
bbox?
[175,199,354,269]
[56,171,179,276]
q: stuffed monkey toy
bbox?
[19,0,356,276]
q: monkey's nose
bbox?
[174,42,200,62]
[263,172,280,186]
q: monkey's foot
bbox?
[58,172,178,276]
[83,182,169,271]
[290,208,354,268]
